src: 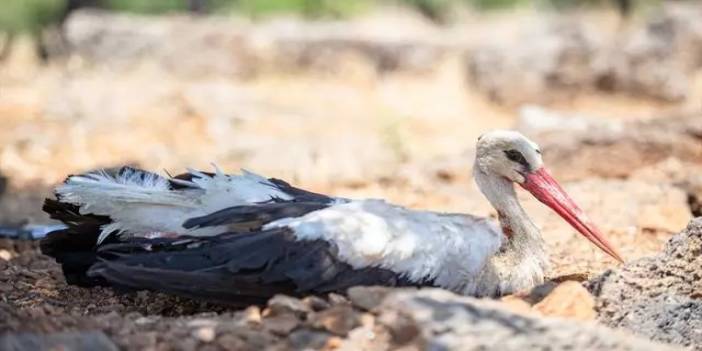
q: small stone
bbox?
[134,317,154,325]
[264,313,300,336]
[193,327,216,343]
[177,338,199,351]
[347,286,393,311]
[187,319,218,328]
[324,336,343,349]
[19,270,40,279]
[303,296,330,311]
[288,329,331,350]
[267,294,310,317]
[533,281,596,321]
[312,305,358,336]
[377,310,419,345]
[233,329,278,349]
[216,335,245,350]
[358,313,375,328]
[499,295,534,316]
[243,305,262,324]
[0,250,11,261]
[128,331,157,349]
[328,293,349,306]
[522,281,558,305]
[0,331,118,351]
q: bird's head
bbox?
[475,130,623,263]
[475,130,543,184]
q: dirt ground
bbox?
[1,6,702,350]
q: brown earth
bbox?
[1,5,702,351]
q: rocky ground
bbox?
[0,236,694,351]
[1,4,702,351]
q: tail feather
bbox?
[53,166,303,242]
[56,167,195,212]
[41,199,113,286]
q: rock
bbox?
[216,335,246,350]
[0,331,118,351]
[466,3,702,105]
[266,294,310,317]
[311,305,359,336]
[0,249,12,261]
[499,295,534,316]
[0,281,12,293]
[302,296,331,312]
[65,10,257,78]
[62,9,446,79]
[588,218,702,349]
[133,316,155,325]
[287,330,332,350]
[630,158,702,217]
[532,115,702,182]
[375,306,420,346]
[347,286,395,311]
[338,314,391,351]
[186,318,218,328]
[193,327,216,343]
[467,21,602,105]
[328,293,350,306]
[243,305,262,325]
[263,313,301,336]
[517,105,623,137]
[533,281,596,321]
[521,281,558,305]
[373,288,676,350]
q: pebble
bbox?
[193,327,216,343]
[533,281,596,321]
[328,293,349,306]
[266,294,310,317]
[303,295,331,311]
[347,286,393,311]
[243,305,262,324]
[313,305,359,336]
[187,319,218,328]
[0,250,11,262]
[263,313,300,336]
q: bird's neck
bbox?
[473,167,548,277]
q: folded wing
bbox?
[88,228,419,306]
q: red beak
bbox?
[520,167,624,263]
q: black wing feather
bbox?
[182,202,330,229]
[88,228,421,305]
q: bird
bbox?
[41,130,623,305]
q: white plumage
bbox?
[265,199,504,293]
[56,166,293,243]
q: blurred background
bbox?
[2,0,702,272]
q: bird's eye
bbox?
[504,149,529,168]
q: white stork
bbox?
[41,130,622,305]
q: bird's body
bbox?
[42,131,620,304]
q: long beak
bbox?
[520,167,624,263]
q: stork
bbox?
[41,130,622,305]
